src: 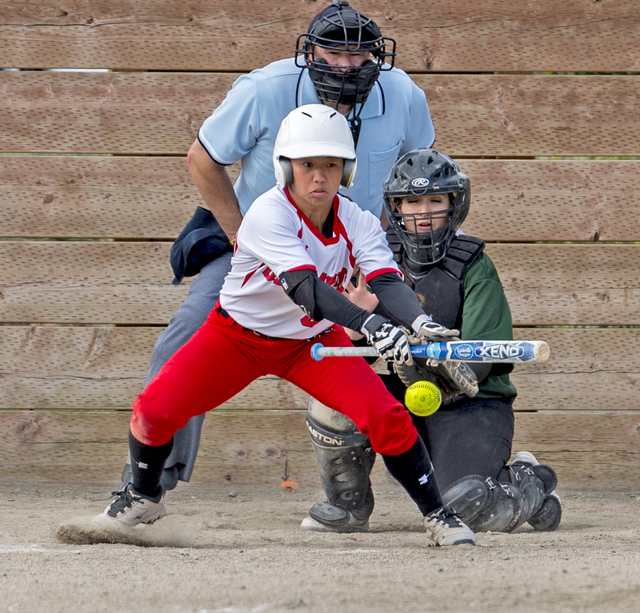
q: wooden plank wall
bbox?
[1,0,639,492]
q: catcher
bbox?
[301,149,562,534]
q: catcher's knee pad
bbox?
[442,475,524,533]
[307,397,361,435]
[528,492,562,532]
[306,400,375,522]
[504,464,548,531]
[511,460,558,496]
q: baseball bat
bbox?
[310,340,549,363]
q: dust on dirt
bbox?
[1,483,640,613]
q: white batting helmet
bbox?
[273,104,357,189]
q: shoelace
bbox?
[430,508,464,528]
[106,489,136,517]
[441,514,465,528]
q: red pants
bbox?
[131,308,417,456]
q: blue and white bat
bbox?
[310,340,550,363]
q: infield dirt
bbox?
[1,484,639,613]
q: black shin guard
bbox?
[129,431,174,498]
[382,436,442,516]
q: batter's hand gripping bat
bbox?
[310,340,550,363]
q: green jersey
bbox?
[461,253,518,400]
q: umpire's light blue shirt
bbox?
[198,58,435,219]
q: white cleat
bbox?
[423,506,477,547]
[93,485,166,529]
[511,451,540,467]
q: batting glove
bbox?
[361,314,413,365]
[411,314,459,343]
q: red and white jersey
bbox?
[219,186,401,339]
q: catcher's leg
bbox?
[528,492,562,532]
[301,398,376,532]
[442,462,556,534]
[511,451,562,531]
[442,475,524,533]
[503,462,557,532]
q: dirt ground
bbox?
[1,483,640,613]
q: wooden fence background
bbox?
[1,0,639,492]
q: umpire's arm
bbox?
[187,139,243,242]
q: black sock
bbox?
[382,436,442,516]
[129,431,174,498]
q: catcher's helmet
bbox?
[383,149,470,275]
[295,1,396,107]
[273,104,357,189]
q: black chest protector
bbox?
[406,235,485,330]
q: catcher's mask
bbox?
[383,149,470,279]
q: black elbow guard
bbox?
[279,269,322,321]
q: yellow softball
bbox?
[405,381,442,417]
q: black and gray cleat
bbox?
[300,501,369,532]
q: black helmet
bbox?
[295,1,396,108]
[383,149,470,277]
